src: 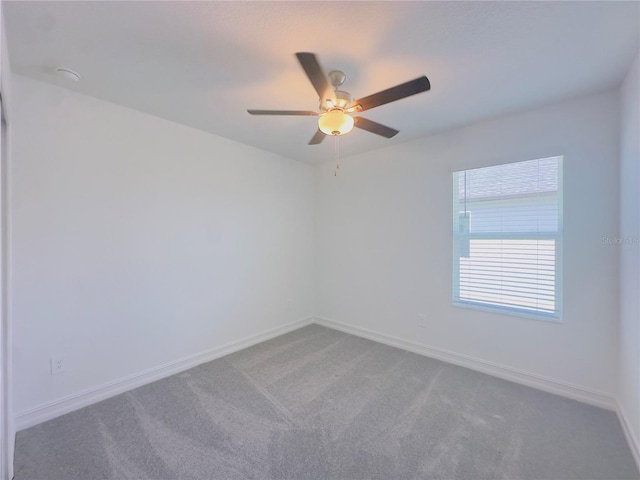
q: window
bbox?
[452,156,562,321]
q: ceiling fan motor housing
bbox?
[321,89,353,111]
[334,90,352,109]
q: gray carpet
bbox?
[14,324,639,480]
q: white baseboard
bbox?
[15,317,314,431]
[14,315,621,432]
[617,403,640,471]
[313,316,617,411]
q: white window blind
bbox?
[452,156,562,320]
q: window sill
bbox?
[452,300,562,323]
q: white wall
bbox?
[11,75,315,417]
[316,91,620,397]
[0,3,14,478]
[619,51,640,456]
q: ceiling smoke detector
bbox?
[55,67,81,82]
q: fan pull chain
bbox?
[334,134,340,176]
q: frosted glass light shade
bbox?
[318,109,354,136]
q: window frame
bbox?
[451,157,564,322]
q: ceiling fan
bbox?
[247,53,431,145]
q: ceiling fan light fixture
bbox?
[318,109,354,136]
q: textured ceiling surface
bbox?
[5,1,640,164]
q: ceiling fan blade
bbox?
[308,129,326,145]
[295,52,336,104]
[247,109,318,116]
[352,76,431,112]
[353,117,399,138]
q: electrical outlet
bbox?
[417,314,428,328]
[285,299,294,313]
[51,355,66,375]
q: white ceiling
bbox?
[4,1,639,164]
